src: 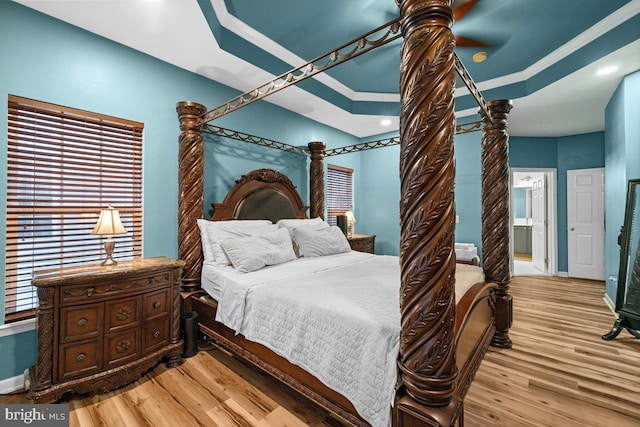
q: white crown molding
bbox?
[526,0,640,78]
[456,1,640,98]
[214,0,640,105]
[211,0,399,103]
[211,0,640,127]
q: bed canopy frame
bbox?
[175,1,512,425]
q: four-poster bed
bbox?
[175,1,513,425]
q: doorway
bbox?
[510,168,557,276]
[567,168,605,280]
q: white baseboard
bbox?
[603,294,617,315]
[0,373,25,394]
[0,318,35,337]
[557,271,568,277]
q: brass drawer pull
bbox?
[153,331,160,339]
[77,318,87,327]
[153,301,161,309]
[86,287,94,297]
[76,353,86,362]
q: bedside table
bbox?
[28,256,184,403]
[347,234,376,254]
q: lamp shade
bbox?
[345,210,356,224]
[91,205,127,235]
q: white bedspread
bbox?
[208,251,485,427]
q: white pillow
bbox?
[197,219,276,265]
[276,217,323,229]
[292,226,351,257]
[197,219,215,262]
[277,218,330,257]
[220,228,296,273]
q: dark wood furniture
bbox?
[28,257,184,403]
[180,169,497,426]
[175,2,512,425]
[347,234,376,254]
[603,179,640,340]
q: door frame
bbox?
[510,167,558,275]
[566,167,605,280]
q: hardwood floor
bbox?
[465,275,640,427]
[2,275,639,426]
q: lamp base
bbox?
[101,257,118,266]
[101,239,117,266]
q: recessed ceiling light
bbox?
[597,65,618,76]
[380,119,392,126]
[473,52,487,63]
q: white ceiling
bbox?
[15,0,640,138]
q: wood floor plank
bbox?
[3,275,639,426]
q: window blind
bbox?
[326,164,353,226]
[5,95,143,322]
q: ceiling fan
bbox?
[453,0,489,48]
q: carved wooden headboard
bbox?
[211,169,309,222]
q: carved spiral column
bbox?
[396,0,458,417]
[33,286,54,390]
[308,141,326,219]
[177,101,207,292]
[480,99,514,349]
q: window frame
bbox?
[4,95,143,322]
[326,164,354,226]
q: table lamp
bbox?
[345,210,356,237]
[92,205,127,266]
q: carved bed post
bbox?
[396,0,460,425]
[308,141,326,219]
[480,99,514,349]
[176,101,207,292]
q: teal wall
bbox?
[0,329,36,382]
[355,131,605,273]
[509,133,605,272]
[0,1,358,382]
[556,132,606,273]
[605,71,640,302]
[453,132,483,254]
[508,137,558,168]
[359,144,400,255]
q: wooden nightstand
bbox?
[347,234,376,254]
[28,256,184,403]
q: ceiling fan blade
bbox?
[455,36,489,48]
[453,0,479,21]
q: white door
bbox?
[567,168,605,280]
[531,175,547,272]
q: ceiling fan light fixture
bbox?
[473,51,487,63]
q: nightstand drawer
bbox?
[106,296,141,333]
[105,329,141,369]
[142,317,169,354]
[348,234,376,254]
[59,272,171,305]
[60,303,103,343]
[143,289,169,321]
[59,339,103,381]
